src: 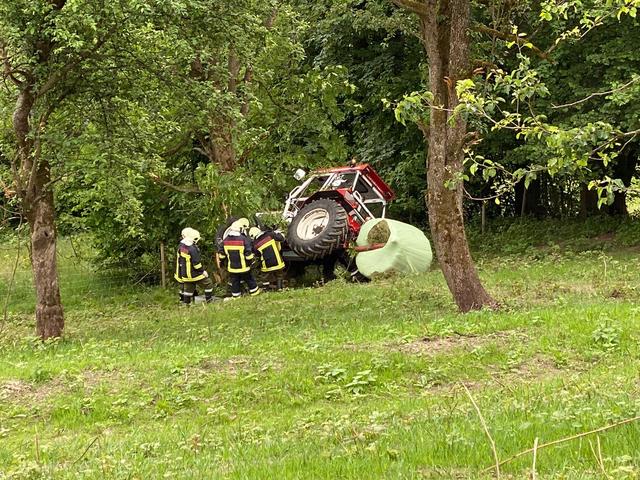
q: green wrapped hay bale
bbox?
[355,218,432,278]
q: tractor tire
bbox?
[287,199,348,260]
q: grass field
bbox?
[1,219,640,479]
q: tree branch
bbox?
[0,41,25,87]
[552,76,640,109]
[37,31,114,98]
[620,128,640,138]
[473,24,549,60]
[390,0,431,17]
[255,78,297,115]
[148,174,203,194]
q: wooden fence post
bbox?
[160,242,167,288]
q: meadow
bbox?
[1,219,640,479]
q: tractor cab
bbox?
[283,164,395,230]
[282,164,396,261]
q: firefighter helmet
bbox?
[231,218,250,232]
[248,227,262,240]
[181,227,201,243]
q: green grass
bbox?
[2,221,640,479]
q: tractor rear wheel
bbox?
[287,199,348,260]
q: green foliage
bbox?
[592,320,623,352]
[3,0,640,277]
[297,0,427,223]
[467,216,640,257]
[460,3,640,209]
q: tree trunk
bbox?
[209,117,237,171]
[201,50,242,171]
[27,162,64,339]
[580,184,599,217]
[605,143,638,216]
[13,87,64,339]
[419,0,496,312]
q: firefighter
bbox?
[175,227,215,305]
[249,226,286,290]
[218,218,260,298]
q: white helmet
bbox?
[181,227,201,243]
[248,227,262,240]
[231,218,250,232]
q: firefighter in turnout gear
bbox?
[249,227,286,290]
[218,218,260,298]
[175,227,215,304]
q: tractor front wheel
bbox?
[287,199,348,260]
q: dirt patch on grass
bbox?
[0,380,32,402]
[519,355,559,376]
[0,377,68,403]
[197,356,252,376]
[0,370,124,404]
[502,354,563,381]
[394,330,526,356]
[80,370,127,391]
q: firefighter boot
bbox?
[204,289,214,303]
[275,278,284,291]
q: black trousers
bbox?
[230,271,259,297]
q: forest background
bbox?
[1,0,640,333]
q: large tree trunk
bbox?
[420,0,496,311]
[13,87,65,339]
[209,117,237,171]
[197,51,245,171]
[27,162,64,339]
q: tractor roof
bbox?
[315,163,396,201]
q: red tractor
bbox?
[281,163,395,261]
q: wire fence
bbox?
[0,237,167,315]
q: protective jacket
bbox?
[254,230,285,272]
[220,233,255,273]
[175,242,206,282]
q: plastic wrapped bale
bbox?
[355,219,432,278]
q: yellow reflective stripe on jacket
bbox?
[174,256,184,282]
[224,245,250,273]
[262,264,284,272]
[257,239,285,272]
[175,251,206,281]
[182,252,192,279]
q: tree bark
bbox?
[26,162,64,339]
[418,0,497,311]
[579,183,598,218]
[515,178,543,217]
[209,117,237,171]
[13,86,64,339]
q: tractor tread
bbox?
[287,199,348,260]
